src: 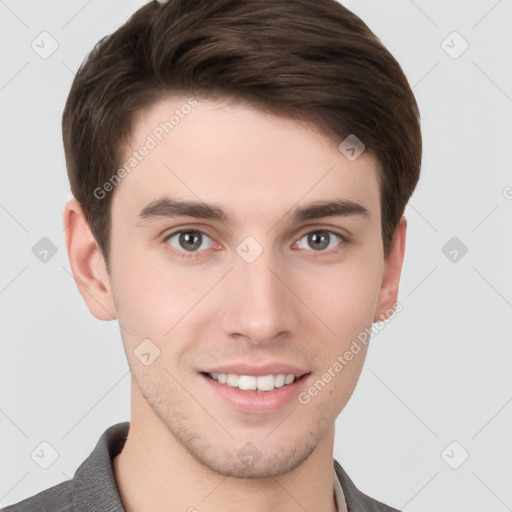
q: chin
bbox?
[192,441,317,479]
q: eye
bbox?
[295,230,343,252]
[165,229,215,253]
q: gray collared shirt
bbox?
[1,422,400,512]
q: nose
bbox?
[220,251,299,345]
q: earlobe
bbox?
[62,198,117,321]
[373,216,407,323]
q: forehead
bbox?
[113,95,381,223]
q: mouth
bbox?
[199,368,312,414]
[201,371,309,393]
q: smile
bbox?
[204,372,299,392]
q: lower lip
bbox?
[200,373,311,414]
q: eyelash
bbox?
[163,228,348,259]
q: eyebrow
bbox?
[287,199,369,223]
[137,197,370,225]
[138,198,231,223]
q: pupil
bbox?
[180,231,201,251]
[309,231,329,250]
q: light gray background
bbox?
[1,0,511,510]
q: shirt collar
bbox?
[72,422,128,511]
[334,466,348,512]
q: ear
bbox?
[373,216,407,322]
[62,198,117,321]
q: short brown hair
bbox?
[62,0,421,269]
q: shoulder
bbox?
[334,459,402,512]
[1,479,72,512]
[1,421,130,512]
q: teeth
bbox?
[226,374,239,387]
[274,374,286,388]
[208,373,298,392]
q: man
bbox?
[2,0,420,510]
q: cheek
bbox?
[109,245,218,342]
[299,256,383,344]
[109,244,174,334]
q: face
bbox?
[76,95,404,478]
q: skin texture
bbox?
[63,96,407,512]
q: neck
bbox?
[113,387,338,512]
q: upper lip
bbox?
[201,363,309,378]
